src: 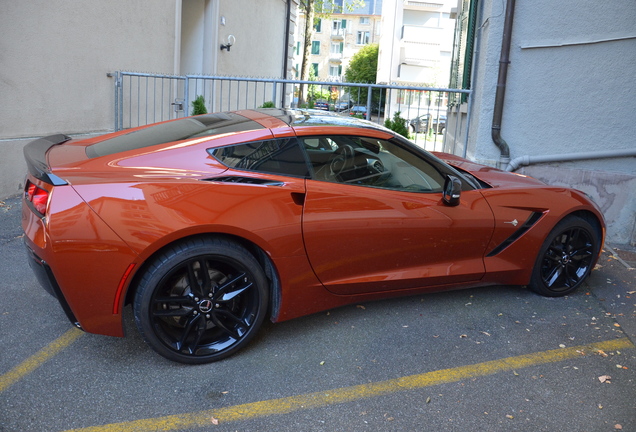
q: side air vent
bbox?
[486,212,544,257]
[204,176,284,186]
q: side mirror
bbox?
[443,175,462,206]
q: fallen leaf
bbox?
[598,404,603,409]
[221,391,229,394]
[319,361,325,366]
[598,375,611,383]
[356,305,366,310]
[506,414,514,419]
[614,323,621,327]
[426,396,431,403]
[481,331,491,336]
[460,334,467,338]
[210,417,219,425]
[597,350,608,357]
[615,424,623,430]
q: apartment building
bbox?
[377,0,456,119]
[293,0,383,82]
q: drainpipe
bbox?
[491,0,516,169]
[506,148,636,172]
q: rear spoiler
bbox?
[24,134,71,186]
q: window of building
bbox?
[295,41,301,56]
[360,17,369,25]
[329,65,343,76]
[330,42,343,54]
[333,19,347,34]
[356,31,370,45]
[314,18,322,32]
[311,41,320,55]
[312,63,319,77]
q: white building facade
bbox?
[377,0,456,119]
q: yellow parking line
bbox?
[64,337,634,432]
[0,328,83,393]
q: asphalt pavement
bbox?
[1,193,634,432]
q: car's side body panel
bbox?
[22,179,138,336]
[479,186,605,286]
[302,180,494,294]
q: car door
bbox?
[299,134,495,295]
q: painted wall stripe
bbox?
[64,337,634,432]
[0,328,83,393]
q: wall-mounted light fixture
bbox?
[220,35,236,52]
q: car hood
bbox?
[431,152,546,188]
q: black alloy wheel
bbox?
[134,238,268,364]
[529,215,600,297]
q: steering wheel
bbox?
[329,144,355,178]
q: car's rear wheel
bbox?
[133,237,268,364]
[529,215,600,297]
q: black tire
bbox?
[529,215,600,297]
[133,237,268,364]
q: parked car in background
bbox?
[334,101,351,111]
[410,114,446,134]
[313,101,329,111]
[22,109,605,364]
[349,105,367,117]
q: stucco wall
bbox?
[216,0,288,78]
[466,0,636,245]
[1,1,177,138]
[1,1,177,198]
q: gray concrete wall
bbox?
[465,0,636,245]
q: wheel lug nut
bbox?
[208,293,213,298]
[206,314,210,318]
[194,297,199,302]
[215,303,220,308]
[193,311,198,315]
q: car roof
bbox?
[86,109,390,158]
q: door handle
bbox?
[291,192,305,206]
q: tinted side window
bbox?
[300,135,445,193]
[209,138,309,178]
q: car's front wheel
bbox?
[528,215,600,297]
[133,237,268,364]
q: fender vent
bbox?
[486,212,544,257]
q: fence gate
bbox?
[113,71,471,156]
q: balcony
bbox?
[401,25,443,43]
[403,0,444,11]
[331,28,345,40]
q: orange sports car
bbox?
[22,109,605,364]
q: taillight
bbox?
[25,181,50,216]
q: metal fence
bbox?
[113,72,471,155]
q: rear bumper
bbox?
[25,242,83,331]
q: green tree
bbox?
[344,43,380,106]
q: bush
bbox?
[191,95,208,115]
[259,101,276,108]
[384,111,410,139]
